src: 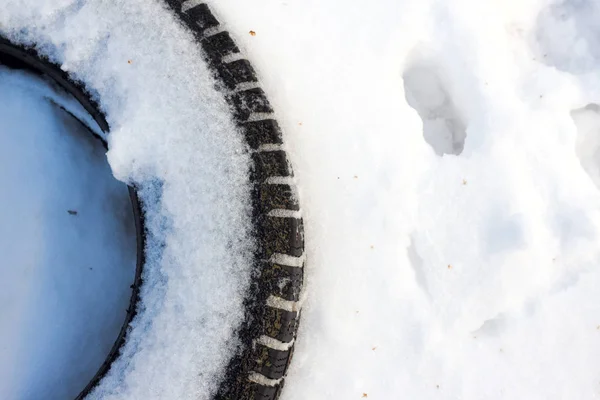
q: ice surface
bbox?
[1,1,254,399]
[208,0,600,398]
[0,67,136,399]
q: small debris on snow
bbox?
[249,30,256,36]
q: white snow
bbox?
[208,0,600,399]
[0,66,136,399]
[4,0,600,399]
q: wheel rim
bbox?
[0,38,145,400]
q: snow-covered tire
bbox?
[163,3,304,399]
[0,37,146,400]
[1,2,304,399]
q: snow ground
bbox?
[0,67,136,399]
[4,0,600,399]
[210,0,600,399]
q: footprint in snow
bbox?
[402,49,467,156]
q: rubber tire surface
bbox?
[1,2,305,399]
[163,3,305,400]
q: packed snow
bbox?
[0,66,136,399]
[210,0,600,398]
[3,0,600,399]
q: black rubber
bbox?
[0,38,146,400]
[163,2,305,399]
[1,2,304,399]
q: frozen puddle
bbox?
[0,66,136,399]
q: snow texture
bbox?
[4,0,600,399]
[208,0,600,399]
[0,67,136,399]
[1,1,254,399]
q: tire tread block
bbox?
[187,3,219,32]
[259,216,304,258]
[242,120,283,150]
[229,88,273,121]
[217,59,258,88]
[237,381,283,400]
[262,307,298,343]
[252,344,293,380]
[251,151,291,182]
[257,183,299,213]
[201,31,240,63]
[261,262,303,301]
